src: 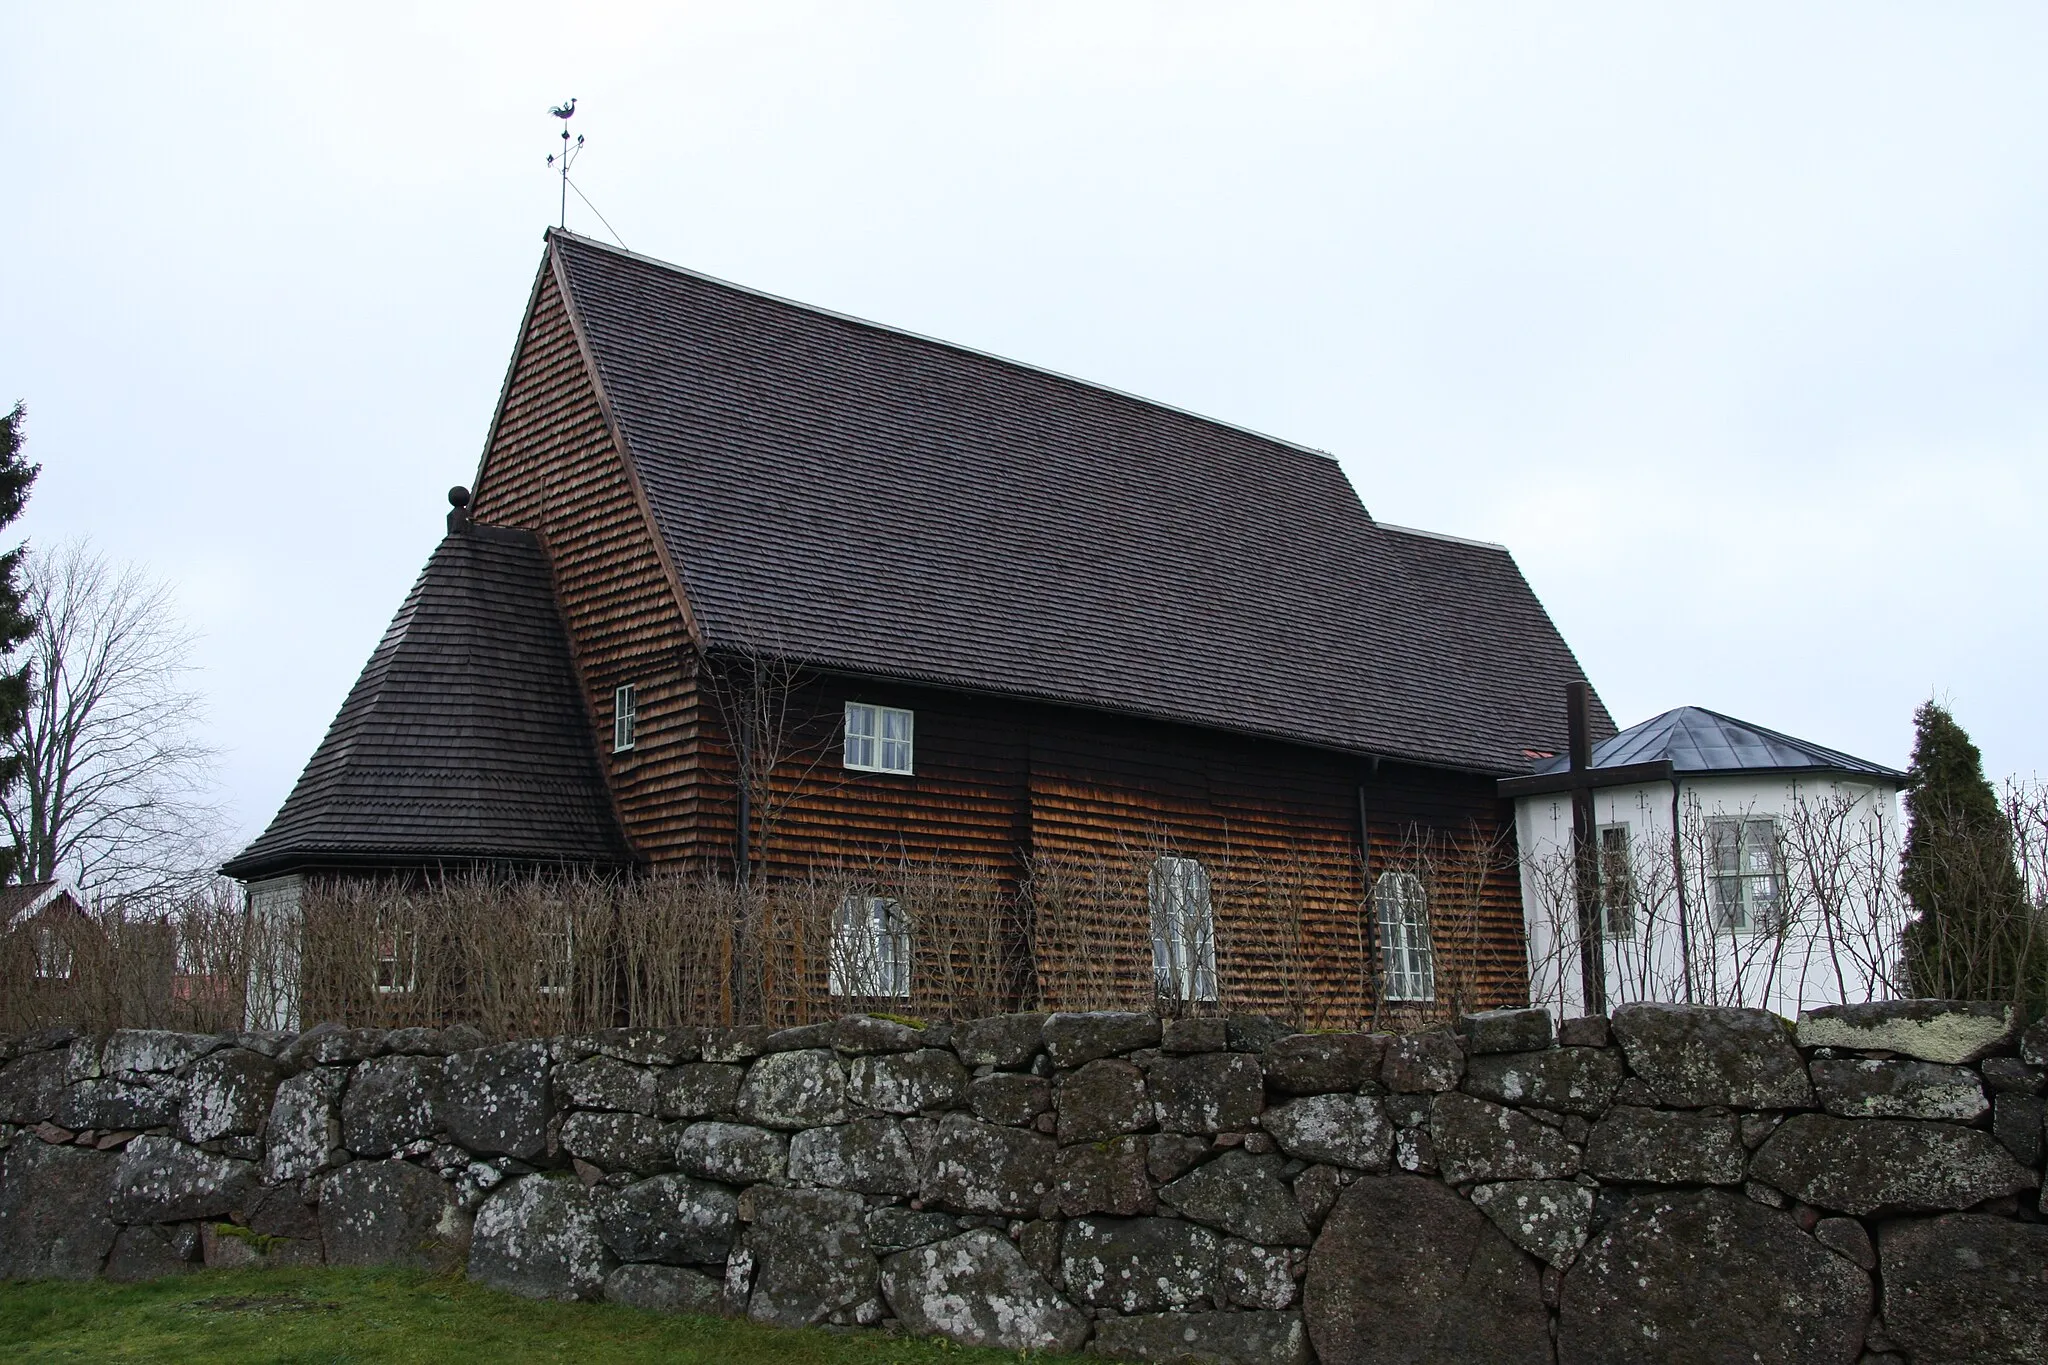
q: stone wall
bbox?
[1,1001,2045,1364]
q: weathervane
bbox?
[547,98,582,230]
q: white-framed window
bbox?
[613,684,637,753]
[1710,817,1782,933]
[843,702,913,775]
[1149,856,1218,1002]
[1596,822,1636,937]
[375,918,419,995]
[31,923,73,980]
[537,902,573,997]
[1375,871,1435,1002]
[831,894,911,998]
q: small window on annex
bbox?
[843,702,913,775]
[613,685,638,753]
[1375,871,1435,1003]
[1149,856,1218,1002]
[537,902,574,997]
[1710,817,1782,933]
[831,894,911,999]
[374,920,419,995]
[1596,822,1636,937]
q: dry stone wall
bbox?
[2,1000,2046,1364]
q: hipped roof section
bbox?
[222,523,632,881]
[545,231,1608,775]
[1524,706,1905,784]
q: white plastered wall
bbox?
[1516,774,1902,1020]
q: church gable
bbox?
[469,259,706,868]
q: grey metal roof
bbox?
[222,523,633,881]
[1528,706,1904,782]
[548,231,1609,774]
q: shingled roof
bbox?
[222,523,631,881]
[547,231,1608,773]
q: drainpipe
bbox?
[1670,775,1693,1004]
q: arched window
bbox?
[832,894,911,998]
[1374,871,1434,1002]
[1149,856,1217,1002]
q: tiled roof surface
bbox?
[552,232,1608,773]
[222,524,631,880]
[1528,706,1904,781]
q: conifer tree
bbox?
[0,405,37,883]
[1900,700,2043,1017]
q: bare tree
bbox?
[1,540,219,901]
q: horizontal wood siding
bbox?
[716,673,1528,1022]
[469,269,701,868]
[464,254,1530,1019]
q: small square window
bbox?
[614,685,637,753]
[844,702,913,774]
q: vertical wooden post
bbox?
[1567,682,1607,1016]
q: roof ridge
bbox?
[1376,521,1509,552]
[546,229,1347,471]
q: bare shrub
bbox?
[3,824,1530,1038]
[0,880,248,1037]
[1523,787,1907,1014]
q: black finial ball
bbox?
[449,486,471,509]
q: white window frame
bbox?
[613,684,637,753]
[374,921,419,995]
[31,922,73,981]
[1710,817,1782,934]
[843,702,914,775]
[831,894,912,998]
[1375,871,1435,1003]
[1149,856,1218,1003]
[1596,822,1636,938]
[537,901,573,997]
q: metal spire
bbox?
[547,98,582,230]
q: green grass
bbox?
[0,1266,1099,1364]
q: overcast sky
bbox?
[4,3,2044,850]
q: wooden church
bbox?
[224,230,1609,1022]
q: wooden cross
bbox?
[1499,684,1674,1018]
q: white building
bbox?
[1505,707,1905,1020]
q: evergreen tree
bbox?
[1900,700,2043,1017]
[0,405,36,883]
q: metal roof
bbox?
[1526,706,1904,783]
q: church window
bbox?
[844,703,914,774]
[1149,856,1218,1002]
[1597,823,1636,936]
[832,894,911,998]
[1710,818,1782,932]
[1376,872,1435,1002]
[613,685,637,752]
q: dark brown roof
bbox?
[222,523,631,881]
[0,882,83,926]
[551,231,1609,773]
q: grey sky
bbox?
[4,3,2043,849]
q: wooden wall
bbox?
[464,250,1529,1023]
[468,267,705,868]
[704,670,1530,1024]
